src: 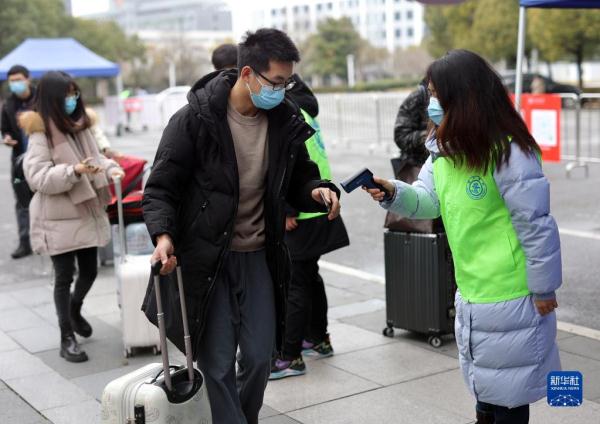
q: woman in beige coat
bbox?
[22,71,124,363]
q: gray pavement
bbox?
[0,126,599,423]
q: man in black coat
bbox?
[142,29,341,424]
[1,65,35,259]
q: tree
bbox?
[469,0,520,64]
[529,9,600,89]
[0,0,68,56]
[0,0,145,68]
[423,1,476,58]
[301,17,362,83]
[67,18,145,63]
[423,0,524,66]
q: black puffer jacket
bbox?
[393,85,429,166]
[142,69,339,352]
[1,88,36,161]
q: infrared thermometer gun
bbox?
[340,167,392,201]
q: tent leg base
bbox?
[566,161,589,179]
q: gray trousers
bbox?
[196,249,275,424]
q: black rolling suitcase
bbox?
[382,231,456,348]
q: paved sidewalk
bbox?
[0,255,599,424]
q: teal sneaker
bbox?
[269,357,306,380]
[302,334,334,359]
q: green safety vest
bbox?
[297,109,332,220]
[433,157,529,303]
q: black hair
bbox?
[7,65,30,79]
[212,44,238,70]
[238,28,300,74]
[426,49,539,172]
[35,71,90,144]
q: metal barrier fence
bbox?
[102,91,599,174]
[316,92,600,174]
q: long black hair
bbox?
[426,49,539,173]
[34,71,90,144]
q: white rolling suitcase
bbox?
[113,176,160,358]
[101,263,212,424]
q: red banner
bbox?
[513,94,561,163]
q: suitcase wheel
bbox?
[152,346,160,356]
[382,326,394,338]
[124,348,132,358]
[428,335,443,348]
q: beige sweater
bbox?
[227,102,269,252]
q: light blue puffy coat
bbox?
[382,139,562,408]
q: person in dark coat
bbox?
[1,65,36,259]
[142,29,341,424]
[270,74,350,380]
[393,80,429,167]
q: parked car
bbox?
[501,72,580,95]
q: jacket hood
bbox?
[425,134,441,160]
[286,74,319,118]
[18,108,99,136]
[187,69,237,122]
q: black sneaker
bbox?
[269,357,306,380]
[302,334,334,359]
[60,334,88,363]
[70,297,92,338]
[11,243,32,259]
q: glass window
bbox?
[304,5,309,13]
[317,3,322,11]
[395,11,401,20]
[407,27,414,36]
[395,28,401,38]
[407,10,413,19]
[327,2,333,10]
[271,9,277,16]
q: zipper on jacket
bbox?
[192,127,240,351]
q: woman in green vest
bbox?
[365,50,561,424]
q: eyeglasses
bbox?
[252,68,296,91]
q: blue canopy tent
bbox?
[0,38,119,80]
[516,0,600,176]
[515,0,600,109]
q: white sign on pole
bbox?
[531,109,557,148]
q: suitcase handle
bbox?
[151,261,195,389]
[112,175,127,259]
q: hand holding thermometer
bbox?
[340,167,392,201]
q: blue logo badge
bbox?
[466,176,487,200]
[547,371,583,407]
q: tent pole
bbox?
[515,6,526,112]
[115,74,124,137]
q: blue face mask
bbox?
[65,96,78,115]
[427,96,444,126]
[247,75,285,110]
[9,80,28,96]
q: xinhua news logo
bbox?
[547,371,583,407]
